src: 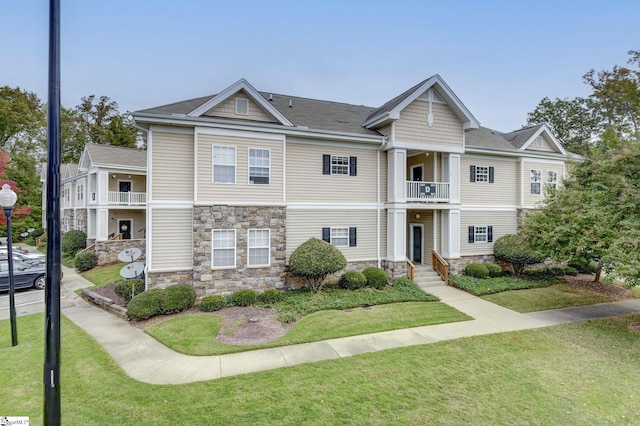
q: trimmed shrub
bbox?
[362,267,388,289]
[61,230,87,256]
[200,295,227,312]
[127,289,163,320]
[114,279,145,302]
[74,251,98,272]
[257,289,284,304]
[229,289,257,307]
[338,270,367,290]
[465,263,490,278]
[161,284,196,314]
[31,227,45,238]
[524,266,579,279]
[493,234,544,275]
[289,238,347,291]
[484,263,503,277]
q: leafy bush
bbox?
[362,267,388,289]
[289,237,347,291]
[569,259,598,274]
[524,266,579,279]
[161,284,196,314]
[114,279,145,302]
[74,251,98,272]
[257,289,283,304]
[61,230,87,256]
[493,234,544,275]
[127,289,163,320]
[31,227,45,238]
[485,263,503,277]
[338,271,367,290]
[465,263,490,278]
[200,295,227,312]
[229,289,257,307]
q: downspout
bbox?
[135,124,150,290]
[377,136,387,268]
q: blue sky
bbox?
[1,0,638,132]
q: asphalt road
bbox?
[0,287,45,320]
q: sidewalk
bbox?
[60,266,640,385]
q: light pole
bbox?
[0,183,18,346]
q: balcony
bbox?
[108,191,146,205]
[406,181,449,202]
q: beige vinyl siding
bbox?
[407,210,434,264]
[395,101,463,149]
[108,174,145,193]
[197,133,283,202]
[286,208,383,261]
[527,135,556,153]
[151,132,194,201]
[522,161,564,207]
[460,210,517,256]
[287,142,379,203]
[150,208,193,270]
[460,155,518,206]
[378,124,392,139]
[203,91,274,123]
[407,153,436,181]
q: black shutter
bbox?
[323,154,331,175]
[322,227,330,243]
[470,165,476,182]
[349,157,357,176]
[468,226,475,243]
[488,226,493,243]
[349,227,357,247]
[489,167,495,183]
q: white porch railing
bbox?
[108,191,147,205]
[406,181,450,202]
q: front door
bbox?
[119,220,132,240]
[411,225,423,263]
[119,181,132,192]
[411,165,423,181]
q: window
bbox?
[468,226,493,243]
[322,227,357,247]
[212,146,236,184]
[249,149,270,185]
[212,229,236,268]
[530,169,541,194]
[235,98,249,115]
[248,229,270,266]
[546,170,558,190]
[322,154,357,176]
[470,165,494,183]
[77,184,84,201]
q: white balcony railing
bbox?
[108,191,147,205]
[406,181,449,202]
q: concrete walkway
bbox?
[59,265,640,385]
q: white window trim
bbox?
[235,97,249,115]
[546,170,558,190]
[530,169,541,195]
[475,165,489,183]
[331,155,349,175]
[331,227,349,247]
[212,229,236,269]
[248,148,271,185]
[212,145,237,184]
[248,228,270,267]
[474,225,488,243]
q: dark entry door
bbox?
[412,226,422,263]
[119,181,131,192]
[119,220,131,240]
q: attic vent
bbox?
[236,98,249,115]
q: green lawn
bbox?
[147,302,469,355]
[3,313,640,425]
[79,262,125,288]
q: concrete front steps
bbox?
[412,265,447,289]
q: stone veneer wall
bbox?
[76,209,87,233]
[445,254,513,276]
[63,210,74,231]
[383,260,409,279]
[192,206,287,296]
[147,270,193,290]
[94,239,146,265]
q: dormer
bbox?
[503,124,567,155]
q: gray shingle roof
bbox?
[365,79,427,123]
[85,144,146,168]
[465,127,517,151]
[502,125,543,149]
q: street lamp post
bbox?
[0,183,18,346]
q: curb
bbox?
[80,288,129,321]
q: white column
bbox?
[440,209,460,258]
[387,208,407,261]
[97,208,109,241]
[442,153,460,203]
[387,148,407,203]
[98,171,109,205]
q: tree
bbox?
[493,234,543,276]
[0,151,33,231]
[289,238,347,291]
[0,86,46,153]
[522,136,640,286]
[76,95,140,149]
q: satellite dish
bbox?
[20,232,29,238]
[28,228,36,233]
[120,262,145,279]
[117,247,142,262]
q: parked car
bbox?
[0,246,29,255]
[0,251,46,265]
[0,259,46,291]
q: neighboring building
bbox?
[132,75,573,295]
[41,143,147,263]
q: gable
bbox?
[202,89,276,123]
[394,98,464,149]
[525,134,557,153]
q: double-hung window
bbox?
[249,148,270,185]
[468,226,493,243]
[546,171,557,190]
[248,229,270,266]
[322,154,357,176]
[530,169,541,195]
[322,227,357,247]
[212,229,236,268]
[213,146,236,184]
[470,165,494,183]
[331,155,349,175]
